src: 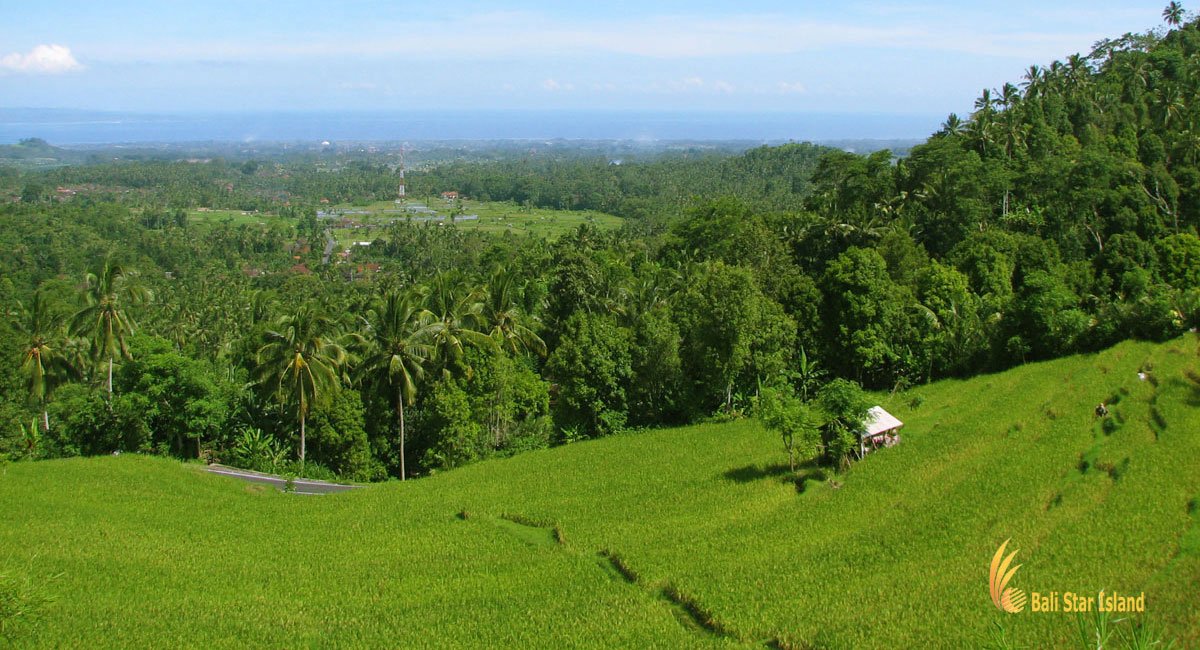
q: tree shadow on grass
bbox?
[723,463,793,483]
[723,458,823,484]
[1170,374,1200,407]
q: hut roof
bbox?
[861,406,903,437]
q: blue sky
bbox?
[0,1,1176,117]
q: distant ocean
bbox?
[0,109,940,145]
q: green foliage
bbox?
[755,384,819,471]
[356,288,432,480]
[627,306,684,425]
[1073,608,1121,650]
[68,255,153,395]
[1009,270,1090,359]
[1118,618,1177,650]
[254,304,347,462]
[917,261,987,377]
[1156,233,1200,290]
[460,348,551,455]
[45,383,152,456]
[815,378,870,468]
[546,313,632,438]
[412,142,828,215]
[822,247,918,385]
[420,379,488,470]
[305,387,380,481]
[115,335,236,457]
[226,426,288,473]
[676,261,795,414]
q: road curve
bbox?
[205,464,363,495]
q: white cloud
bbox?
[89,12,1108,64]
[542,78,574,91]
[712,80,735,94]
[777,81,807,94]
[0,44,83,74]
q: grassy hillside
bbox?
[2,337,1199,647]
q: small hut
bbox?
[859,406,903,458]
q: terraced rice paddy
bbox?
[2,336,1198,647]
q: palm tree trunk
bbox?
[300,410,307,464]
[107,357,114,396]
[42,409,49,433]
[398,392,407,481]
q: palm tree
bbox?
[357,289,433,480]
[1164,1,1185,26]
[1021,65,1043,98]
[255,304,346,464]
[998,83,1021,111]
[624,267,677,325]
[940,113,966,137]
[479,268,546,357]
[973,88,995,114]
[1159,85,1186,127]
[966,88,1002,157]
[424,271,491,377]
[1066,54,1090,85]
[16,290,75,431]
[70,256,151,396]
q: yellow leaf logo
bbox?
[990,539,1026,613]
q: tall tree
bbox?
[255,304,346,464]
[424,271,490,377]
[16,290,75,431]
[357,289,433,480]
[1163,1,1185,26]
[479,268,546,357]
[757,384,819,472]
[70,256,151,397]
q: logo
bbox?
[989,539,1026,613]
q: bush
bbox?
[498,416,553,456]
[305,388,382,481]
[421,380,489,470]
[816,379,870,469]
[224,427,288,473]
[46,384,152,457]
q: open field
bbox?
[327,198,624,239]
[2,336,1198,647]
[185,209,280,227]
[185,200,622,251]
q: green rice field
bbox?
[328,199,624,240]
[185,208,279,227]
[2,336,1198,647]
[185,200,623,246]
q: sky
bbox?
[0,1,1177,119]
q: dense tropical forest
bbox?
[4,14,1200,484]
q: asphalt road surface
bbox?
[205,465,363,495]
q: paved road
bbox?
[205,465,363,495]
